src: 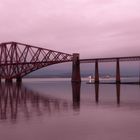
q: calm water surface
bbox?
[0,78,140,140]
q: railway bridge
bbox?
[0,42,80,83]
[0,41,139,83]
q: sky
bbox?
[0,0,140,59]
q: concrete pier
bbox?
[5,79,13,83]
[116,59,121,83]
[95,84,99,103]
[95,60,99,83]
[72,53,81,82]
[116,84,120,105]
[16,77,22,83]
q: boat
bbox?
[86,76,94,84]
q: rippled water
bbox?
[0,78,140,140]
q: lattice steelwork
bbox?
[0,42,73,79]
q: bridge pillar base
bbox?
[72,53,81,83]
[95,60,99,83]
[116,59,121,84]
[16,77,22,83]
[116,84,120,105]
[95,84,99,103]
[5,79,13,83]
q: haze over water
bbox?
[0,78,140,140]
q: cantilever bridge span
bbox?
[0,41,140,83]
[0,42,80,82]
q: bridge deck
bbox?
[80,56,140,63]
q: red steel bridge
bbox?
[0,41,140,83]
[0,42,75,82]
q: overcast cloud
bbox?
[0,0,140,58]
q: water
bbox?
[0,78,140,140]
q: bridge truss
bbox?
[0,42,72,80]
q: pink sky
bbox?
[0,0,140,58]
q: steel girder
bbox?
[80,56,140,63]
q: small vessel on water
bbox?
[86,75,112,84]
[87,76,94,84]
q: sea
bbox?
[0,77,140,140]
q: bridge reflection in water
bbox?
[0,83,73,121]
[72,83,81,110]
[0,82,122,121]
[94,84,120,105]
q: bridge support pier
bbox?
[116,59,121,83]
[95,60,99,83]
[16,77,22,83]
[116,84,120,105]
[5,79,13,83]
[72,53,81,83]
[95,84,99,103]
